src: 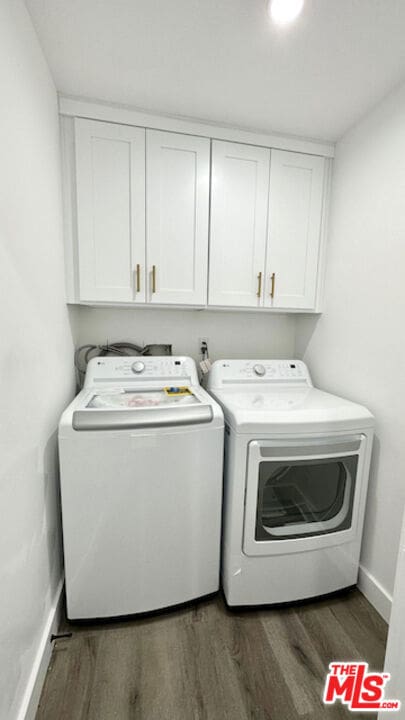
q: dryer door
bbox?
[243,435,368,557]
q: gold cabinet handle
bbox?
[152,265,156,293]
[136,264,141,292]
[270,272,276,299]
[257,271,262,298]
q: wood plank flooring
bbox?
[36,589,387,720]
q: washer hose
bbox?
[74,341,144,387]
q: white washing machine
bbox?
[59,356,224,619]
[207,359,374,606]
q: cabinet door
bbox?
[209,141,270,307]
[146,130,210,305]
[75,119,146,302]
[265,150,325,309]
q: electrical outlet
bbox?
[199,337,209,351]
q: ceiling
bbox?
[25,0,405,141]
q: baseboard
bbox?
[16,576,64,720]
[358,565,392,623]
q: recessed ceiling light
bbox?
[268,0,305,25]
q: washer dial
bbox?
[131,360,145,374]
[253,364,266,377]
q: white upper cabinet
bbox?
[75,119,146,303]
[264,150,325,309]
[66,112,329,312]
[209,141,271,307]
[146,130,210,305]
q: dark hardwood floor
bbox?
[36,589,387,720]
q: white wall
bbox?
[69,306,296,368]
[295,80,405,620]
[382,507,405,715]
[0,2,75,719]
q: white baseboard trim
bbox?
[358,565,392,624]
[16,576,64,720]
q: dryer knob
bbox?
[253,364,266,377]
[131,360,145,374]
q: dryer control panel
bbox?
[84,356,199,387]
[208,359,312,388]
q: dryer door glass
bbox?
[255,455,358,541]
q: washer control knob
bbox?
[131,360,145,374]
[253,364,266,377]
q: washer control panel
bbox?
[208,359,312,388]
[84,356,199,387]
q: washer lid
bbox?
[209,386,374,434]
[73,387,213,430]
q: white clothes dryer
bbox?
[207,359,374,606]
[59,356,224,619]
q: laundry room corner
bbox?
[0,2,76,720]
[293,79,405,623]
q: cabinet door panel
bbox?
[146,131,209,305]
[265,150,325,309]
[75,119,146,302]
[209,141,270,307]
